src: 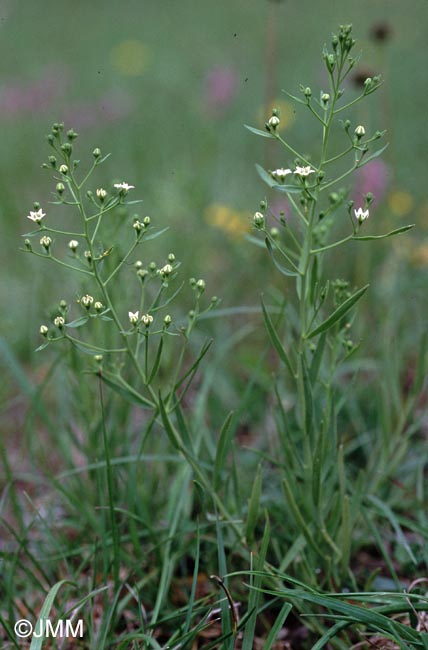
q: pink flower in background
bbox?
[353,159,390,206]
[204,65,238,114]
[64,90,135,129]
[0,65,68,117]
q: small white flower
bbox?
[40,235,52,249]
[27,208,46,223]
[141,313,154,327]
[68,240,79,252]
[128,310,139,325]
[253,211,265,228]
[354,125,366,138]
[94,301,104,311]
[96,188,107,199]
[80,294,94,308]
[294,165,315,177]
[114,182,135,192]
[271,168,293,182]
[54,316,65,328]
[39,325,48,336]
[159,263,173,277]
[268,115,280,128]
[354,207,369,223]
[59,164,68,174]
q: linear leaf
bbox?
[65,316,89,329]
[265,238,298,277]
[305,284,369,339]
[357,143,389,167]
[245,464,262,545]
[99,371,154,408]
[214,411,235,491]
[244,124,275,139]
[261,297,294,376]
[353,224,414,241]
[30,580,73,650]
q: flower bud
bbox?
[40,325,49,336]
[68,240,79,252]
[59,164,68,174]
[48,155,57,168]
[94,354,103,363]
[326,54,336,72]
[24,239,32,251]
[196,279,206,293]
[164,314,172,327]
[259,200,267,210]
[135,260,143,270]
[80,294,94,309]
[268,115,280,129]
[321,92,330,105]
[168,253,175,262]
[94,301,104,312]
[149,262,157,272]
[141,313,154,327]
[137,269,148,281]
[61,142,72,155]
[270,227,279,239]
[84,250,92,263]
[56,182,65,194]
[143,216,151,226]
[54,316,65,328]
[133,219,143,233]
[93,148,102,159]
[304,87,312,98]
[354,125,365,139]
[40,235,52,250]
[253,211,265,229]
[96,188,107,201]
[67,129,78,140]
[159,263,173,278]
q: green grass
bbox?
[1,4,428,649]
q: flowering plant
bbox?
[247,23,414,585]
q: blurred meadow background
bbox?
[2,0,428,357]
[2,0,428,647]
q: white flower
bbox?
[159,263,173,277]
[27,208,46,223]
[80,294,94,308]
[68,240,79,252]
[128,311,139,325]
[39,325,48,336]
[54,316,65,328]
[96,188,107,199]
[141,313,154,327]
[40,235,52,249]
[59,164,68,174]
[294,165,315,177]
[94,301,104,311]
[271,168,293,182]
[268,115,280,128]
[114,182,135,192]
[354,207,369,223]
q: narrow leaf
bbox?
[265,238,298,277]
[214,411,235,491]
[305,284,369,339]
[263,602,293,650]
[261,297,294,376]
[148,337,163,385]
[357,143,389,167]
[244,124,275,139]
[30,580,73,650]
[353,224,414,241]
[65,316,89,329]
[245,464,262,545]
[99,371,154,408]
[158,392,183,451]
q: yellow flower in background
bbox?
[205,203,251,239]
[110,40,149,76]
[258,99,295,131]
[388,190,414,217]
[410,242,428,267]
